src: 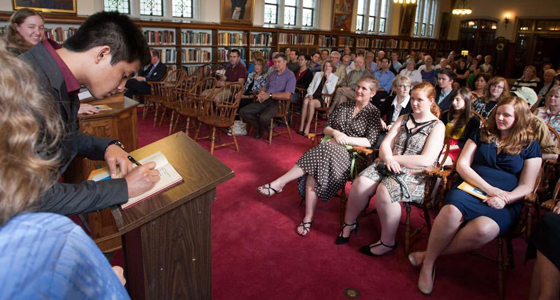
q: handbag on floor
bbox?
[230,120,247,136]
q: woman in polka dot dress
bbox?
[257,76,382,237]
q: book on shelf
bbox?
[183,64,211,75]
[182,30,211,45]
[278,33,315,45]
[372,39,385,49]
[318,35,336,47]
[386,39,398,49]
[182,48,211,63]
[251,33,272,47]
[90,151,183,209]
[249,49,271,60]
[144,30,176,45]
[218,32,247,46]
[356,38,369,48]
[45,27,77,43]
[154,48,177,64]
[218,48,245,62]
[338,36,354,47]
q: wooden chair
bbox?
[540,178,560,212]
[471,110,485,124]
[174,77,218,137]
[165,74,199,135]
[269,97,292,145]
[313,93,335,134]
[146,68,186,127]
[140,69,171,119]
[290,87,307,128]
[194,83,243,155]
[156,69,188,127]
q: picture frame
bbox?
[13,0,77,14]
[399,4,417,37]
[221,0,254,25]
[332,0,355,31]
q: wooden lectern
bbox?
[95,132,234,300]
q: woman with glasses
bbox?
[472,76,510,119]
[377,75,413,147]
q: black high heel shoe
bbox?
[359,240,399,256]
[335,221,359,245]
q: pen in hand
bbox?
[127,155,142,166]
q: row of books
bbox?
[249,49,271,61]
[182,30,211,45]
[410,41,438,50]
[217,48,246,62]
[44,27,78,43]
[153,48,177,64]
[181,49,211,63]
[356,38,369,48]
[251,33,272,47]
[318,35,336,47]
[278,33,315,45]
[144,30,176,45]
[338,37,354,47]
[218,32,247,46]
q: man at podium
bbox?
[21,12,160,215]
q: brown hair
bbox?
[0,40,63,225]
[412,82,440,118]
[484,76,510,102]
[322,59,337,73]
[480,96,534,155]
[5,8,44,54]
[522,65,538,81]
[448,87,472,137]
[358,75,379,94]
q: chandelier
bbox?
[452,0,472,15]
[393,0,416,4]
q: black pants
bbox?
[239,99,278,135]
[124,79,151,98]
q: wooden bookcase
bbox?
[0,11,459,73]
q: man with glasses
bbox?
[330,51,346,84]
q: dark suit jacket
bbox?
[435,87,457,112]
[142,61,168,82]
[379,94,412,126]
[21,42,128,215]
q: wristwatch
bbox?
[107,140,124,150]
[269,93,273,98]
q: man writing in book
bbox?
[21,12,161,215]
[124,49,168,98]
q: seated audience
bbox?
[320,49,330,64]
[336,83,444,253]
[391,52,403,73]
[239,53,296,139]
[4,8,44,56]
[399,58,423,86]
[534,86,560,136]
[440,88,480,164]
[470,73,490,100]
[513,65,540,92]
[241,57,267,109]
[454,59,470,88]
[373,57,396,107]
[329,56,369,113]
[124,49,168,98]
[287,50,299,74]
[526,205,560,300]
[377,75,413,147]
[256,77,381,236]
[247,50,264,73]
[435,58,450,71]
[421,56,437,85]
[410,96,542,295]
[308,51,322,74]
[298,60,338,136]
[294,54,314,98]
[435,69,457,111]
[343,54,355,73]
[536,69,557,104]
[472,76,510,119]
[204,49,247,103]
[330,51,347,85]
[365,51,377,73]
[21,12,160,215]
[477,55,494,77]
[513,87,559,160]
[0,42,130,299]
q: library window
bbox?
[172,0,193,18]
[413,0,437,37]
[263,0,317,27]
[104,0,130,14]
[140,0,164,16]
[356,0,390,33]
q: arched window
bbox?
[413,0,437,37]
[103,0,195,19]
[264,0,318,28]
[356,0,390,33]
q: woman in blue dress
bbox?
[408,96,543,295]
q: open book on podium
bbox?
[89,151,183,209]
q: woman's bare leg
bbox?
[366,184,401,255]
[299,98,310,132]
[257,164,306,195]
[341,176,379,237]
[304,99,321,135]
[298,175,319,235]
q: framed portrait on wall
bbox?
[221,0,254,25]
[13,0,77,14]
[399,4,417,36]
[332,0,354,31]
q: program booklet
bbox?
[91,151,183,209]
[458,181,488,200]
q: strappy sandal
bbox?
[296,220,313,237]
[359,240,399,256]
[256,183,281,198]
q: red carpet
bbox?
[138,107,534,300]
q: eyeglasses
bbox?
[396,85,411,89]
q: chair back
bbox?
[200,84,243,124]
[471,110,485,125]
[546,123,560,145]
[323,92,335,108]
[276,97,291,118]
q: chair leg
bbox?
[168,111,175,135]
[210,127,216,155]
[290,106,294,128]
[423,205,432,232]
[159,107,167,127]
[231,126,239,152]
[153,104,159,127]
[194,121,201,141]
[185,117,191,136]
[405,204,412,255]
[173,114,181,134]
[142,101,149,119]
[269,119,273,145]
[497,237,505,300]
[284,117,292,139]
[314,112,318,134]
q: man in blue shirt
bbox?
[373,57,396,107]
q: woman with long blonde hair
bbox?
[410,96,542,295]
[335,83,445,255]
[472,76,510,119]
[0,42,130,298]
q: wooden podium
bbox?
[99,132,234,300]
